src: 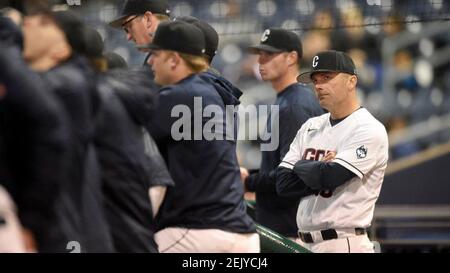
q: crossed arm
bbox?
[276,152,356,198]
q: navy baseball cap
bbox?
[137,20,206,56]
[175,16,219,61]
[105,52,128,69]
[297,50,357,83]
[248,28,302,58]
[82,27,104,58]
[109,0,170,28]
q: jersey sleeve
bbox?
[333,124,388,179]
[279,122,307,170]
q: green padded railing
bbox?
[256,223,311,253]
[246,200,312,253]
[246,200,257,210]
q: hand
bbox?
[322,151,336,162]
[244,192,256,201]
[0,84,7,99]
[240,167,251,193]
[240,167,249,182]
[21,228,37,253]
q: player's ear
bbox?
[168,52,180,69]
[287,51,298,67]
[347,75,357,90]
[143,11,153,29]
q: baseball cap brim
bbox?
[297,69,336,84]
[109,14,132,28]
[247,44,284,54]
[136,43,163,50]
[297,69,358,83]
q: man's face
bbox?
[122,14,155,47]
[148,50,173,86]
[311,72,353,111]
[22,14,66,63]
[257,51,290,82]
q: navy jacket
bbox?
[0,44,70,252]
[142,53,155,78]
[245,83,324,237]
[147,74,255,233]
[43,56,113,252]
[95,70,174,252]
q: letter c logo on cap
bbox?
[312,56,319,68]
[261,29,270,42]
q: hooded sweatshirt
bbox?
[147,73,255,233]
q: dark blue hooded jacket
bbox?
[147,73,255,233]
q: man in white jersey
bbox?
[276,50,389,253]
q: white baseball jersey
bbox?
[279,108,388,232]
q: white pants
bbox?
[0,185,26,253]
[296,234,374,253]
[155,227,260,253]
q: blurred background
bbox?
[5,0,450,253]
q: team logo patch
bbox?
[261,29,270,42]
[312,56,319,68]
[356,145,368,159]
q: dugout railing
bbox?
[246,200,311,253]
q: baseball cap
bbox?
[109,0,170,28]
[297,50,357,83]
[82,27,104,58]
[105,52,128,69]
[174,16,219,61]
[248,28,302,57]
[137,20,206,56]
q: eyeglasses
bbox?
[121,15,139,33]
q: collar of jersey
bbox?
[329,106,363,127]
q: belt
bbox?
[298,228,366,244]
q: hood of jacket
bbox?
[199,70,242,107]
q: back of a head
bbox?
[81,26,108,72]
[104,52,128,70]
[175,16,219,63]
[82,26,104,59]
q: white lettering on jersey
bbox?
[302,148,334,161]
